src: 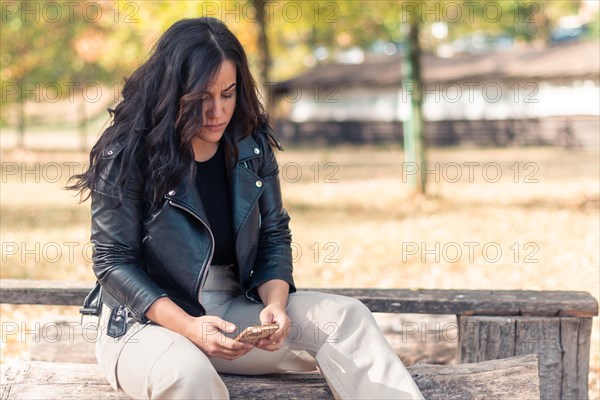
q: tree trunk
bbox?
[1,355,541,400]
[251,0,272,112]
[402,7,426,195]
[78,89,87,152]
[17,81,26,149]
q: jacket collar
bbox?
[234,134,261,164]
[164,134,263,238]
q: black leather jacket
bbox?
[81,127,295,337]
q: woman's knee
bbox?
[286,293,374,347]
[289,292,372,329]
[149,348,229,399]
[116,325,229,399]
[339,295,371,313]
[331,295,374,330]
[324,293,371,318]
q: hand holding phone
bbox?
[233,323,279,343]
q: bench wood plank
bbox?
[1,355,540,400]
[2,279,595,398]
[1,279,597,317]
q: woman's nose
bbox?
[205,97,224,119]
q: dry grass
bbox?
[1,144,598,397]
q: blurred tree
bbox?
[0,5,56,147]
[0,1,146,149]
[402,2,426,195]
[430,0,581,48]
[0,0,587,150]
[264,1,404,80]
[249,0,272,109]
[584,8,600,40]
[262,0,583,78]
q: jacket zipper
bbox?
[168,200,215,305]
[167,158,257,306]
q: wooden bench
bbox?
[1,279,597,399]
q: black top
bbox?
[195,143,235,265]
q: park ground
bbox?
[1,133,598,397]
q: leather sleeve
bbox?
[90,142,167,323]
[247,128,297,302]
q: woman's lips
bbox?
[204,123,226,132]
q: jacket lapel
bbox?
[165,170,210,225]
[229,135,263,241]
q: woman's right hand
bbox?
[182,315,254,360]
[146,297,253,360]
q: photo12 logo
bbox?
[401,82,540,104]
[1,241,94,264]
[402,162,539,184]
[401,241,540,264]
[1,81,122,104]
[1,1,140,24]
[264,82,340,105]
[200,1,339,24]
[2,161,88,183]
[400,1,541,24]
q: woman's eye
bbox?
[222,92,234,100]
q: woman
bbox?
[68,17,424,400]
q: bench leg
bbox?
[457,315,593,400]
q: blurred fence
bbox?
[274,115,600,148]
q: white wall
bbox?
[286,79,600,122]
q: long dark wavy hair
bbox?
[67,17,269,213]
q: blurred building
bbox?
[273,39,599,148]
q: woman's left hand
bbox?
[256,303,290,351]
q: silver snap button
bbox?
[254,148,260,154]
[107,149,114,155]
[255,181,262,188]
[168,190,176,195]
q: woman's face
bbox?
[193,59,237,156]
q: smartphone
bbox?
[233,323,279,343]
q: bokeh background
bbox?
[1,1,599,397]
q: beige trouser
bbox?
[95,265,424,400]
